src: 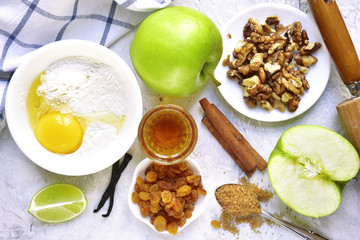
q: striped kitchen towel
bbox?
[0,0,172,133]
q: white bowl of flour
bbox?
[6,40,143,176]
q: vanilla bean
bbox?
[94,153,132,217]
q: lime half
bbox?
[28,183,87,223]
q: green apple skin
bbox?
[130,6,222,97]
[268,125,360,218]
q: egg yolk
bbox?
[35,112,83,154]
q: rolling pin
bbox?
[308,0,360,154]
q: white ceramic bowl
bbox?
[214,3,331,122]
[128,157,209,235]
[5,39,143,176]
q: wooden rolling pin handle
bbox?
[308,0,360,85]
[336,98,360,154]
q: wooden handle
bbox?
[308,0,360,85]
[337,98,360,154]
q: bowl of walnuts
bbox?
[214,3,330,122]
[128,157,208,235]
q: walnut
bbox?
[300,42,322,55]
[234,40,247,53]
[273,98,286,112]
[289,21,303,45]
[294,53,318,67]
[244,96,257,107]
[248,18,264,35]
[222,54,230,66]
[281,77,300,95]
[250,53,264,71]
[258,67,266,83]
[250,32,272,44]
[242,75,260,87]
[281,91,292,103]
[265,15,280,25]
[246,84,272,96]
[264,62,281,75]
[297,65,309,74]
[262,23,275,36]
[259,100,273,111]
[288,95,301,112]
[301,30,309,46]
[268,40,286,54]
[235,43,254,65]
[227,69,242,80]
[229,59,243,69]
[238,64,251,76]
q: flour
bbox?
[36,56,127,154]
[37,57,127,116]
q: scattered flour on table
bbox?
[37,56,127,154]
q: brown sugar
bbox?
[212,177,274,235]
[215,184,261,218]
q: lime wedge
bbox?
[28,183,87,223]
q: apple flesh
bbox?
[130,6,222,97]
[268,125,360,217]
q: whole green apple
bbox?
[130,6,222,97]
[268,125,359,217]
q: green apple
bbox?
[130,6,222,97]
[268,125,360,217]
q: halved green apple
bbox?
[268,125,360,217]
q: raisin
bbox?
[184,209,192,218]
[131,192,140,203]
[158,180,175,191]
[167,222,178,235]
[149,184,159,192]
[153,216,167,232]
[139,191,150,201]
[175,216,187,227]
[176,177,187,188]
[165,195,176,209]
[136,176,144,186]
[193,175,201,186]
[161,190,172,203]
[176,185,192,197]
[150,203,160,214]
[190,189,198,201]
[197,188,207,196]
[185,175,195,184]
[178,161,188,171]
[140,183,151,192]
[173,210,185,219]
[149,191,161,205]
[139,201,150,217]
[211,220,221,229]
[145,171,158,183]
[173,198,183,212]
[134,183,141,193]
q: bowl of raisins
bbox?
[128,157,209,235]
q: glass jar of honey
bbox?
[138,104,198,165]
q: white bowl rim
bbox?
[127,157,209,235]
[5,39,143,176]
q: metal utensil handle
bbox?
[261,209,330,240]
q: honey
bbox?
[138,104,197,165]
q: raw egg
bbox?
[35,112,83,154]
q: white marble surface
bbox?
[1,0,360,239]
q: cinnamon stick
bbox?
[199,98,256,172]
[202,117,255,177]
[211,103,268,171]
